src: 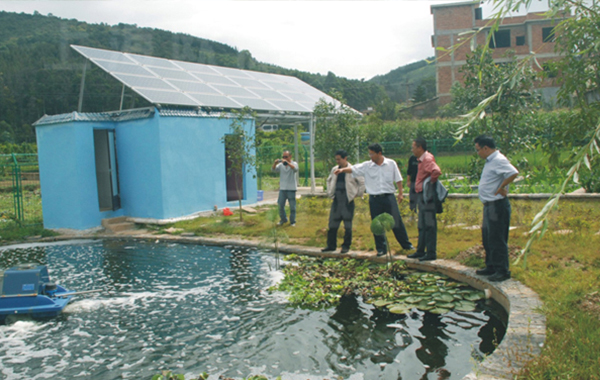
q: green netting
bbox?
[0,154,40,224]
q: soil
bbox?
[453,244,522,262]
[579,291,600,319]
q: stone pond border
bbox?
[33,233,545,380]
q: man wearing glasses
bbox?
[335,143,414,256]
[272,150,299,226]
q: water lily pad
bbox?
[463,291,485,301]
[386,302,408,310]
[423,286,437,293]
[454,301,477,312]
[437,302,456,309]
[405,296,422,304]
[429,307,450,315]
[373,300,392,307]
[433,294,454,303]
[370,213,395,235]
[389,306,411,314]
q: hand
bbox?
[397,193,404,203]
[274,159,282,164]
[334,169,342,175]
[495,187,508,197]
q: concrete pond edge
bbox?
[33,233,545,380]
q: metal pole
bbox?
[78,59,88,113]
[356,135,360,163]
[119,84,125,111]
[294,123,299,187]
[309,115,316,193]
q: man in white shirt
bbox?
[335,143,414,257]
[474,135,519,282]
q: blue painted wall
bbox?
[36,110,258,230]
[157,114,257,219]
[36,121,124,230]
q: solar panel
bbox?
[113,74,176,91]
[71,45,348,114]
[149,67,198,81]
[211,85,259,98]
[135,88,198,106]
[93,60,153,77]
[229,97,280,111]
[189,93,242,109]
[166,80,220,95]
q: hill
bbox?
[370,59,437,103]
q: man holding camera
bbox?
[272,150,299,226]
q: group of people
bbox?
[272,135,518,282]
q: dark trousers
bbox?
[326,190,355,249]
[278,190,296,224]
[416,192,437,254]
[369,194,412,253]
[482,197,512,275]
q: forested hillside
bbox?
[0,11,435,143]
[370,59,436,103]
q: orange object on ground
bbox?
[223,207,233,216]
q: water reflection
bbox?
[0,240,506,380]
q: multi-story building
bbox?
[430,1,566,105]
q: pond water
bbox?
[0,240,506,380]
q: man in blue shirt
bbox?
[474,136,519,282]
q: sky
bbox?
[0,0,551,80]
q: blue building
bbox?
[34,45,345,230]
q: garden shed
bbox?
[34,45,345,230]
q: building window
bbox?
[542,27,555,42]
[489,30,511,48]
[475,8,482,20]
[516,36,525,46]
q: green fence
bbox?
[0,154,41,225]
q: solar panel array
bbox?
[72,45,340,113]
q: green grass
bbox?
[0,188,55,243]
[172,196,600,379]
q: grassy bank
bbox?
[171,196,600,379]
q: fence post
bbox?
[11,153,23,223]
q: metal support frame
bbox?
[309,115,316,193]
[78,59,88,113]
[119,84,125,111]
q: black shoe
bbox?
[404,244,415,251]
[419,253,437,261]
[475,268,496,276]
[321,247,336,253]
[376,251,387,257]
[407,251,426,259]
[488,272,511,282]
[340,247,350,254]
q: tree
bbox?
[220,106,257,222]
[313,92,361,171]
[450,46,539,154]
[412,84,428,103]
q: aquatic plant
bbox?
[271,255,485,314]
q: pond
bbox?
[0,240,507,380]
